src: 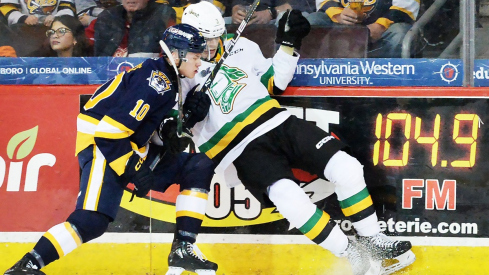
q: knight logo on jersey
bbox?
[147,70,171,94]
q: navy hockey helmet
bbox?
[161,23,206,62]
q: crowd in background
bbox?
[0,0,467,59]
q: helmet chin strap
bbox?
[159,40,186,78]
[205,46,211,61]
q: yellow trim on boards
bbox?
[119,190,285,227]
[1,244,488,274]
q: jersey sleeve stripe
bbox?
[213,0,225,13]
[78,113,100,125]
[109,151,133,176]
[375,17,394,29]
[75,132,94,156]
[325,7,343,21]
[76,114,99,155]
[259,66,274,94]
[0,4,17,15]
[97,116,134,136]
[84,73,124,110]
[200,97,280,159]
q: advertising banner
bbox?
[0,57,479,87]
[474,59,489,87]
[0,86,93,231]
[115,94,486,239]
[1,85,488,241]
[0,57,146,85]
[291,58,463,87]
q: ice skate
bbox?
[4,256,46,275]
[340,239,381,275]
[166,240,218,275]
[356,233,415,274]
[379,249,416,275]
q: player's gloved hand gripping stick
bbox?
[148,0,261,172]
[123,153,155,202]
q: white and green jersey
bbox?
[182,38,299,187]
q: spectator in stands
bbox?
[45,15,90,57]
[76,0,119,27]
[0,0,76,27]
[272,0,316,22]
[0,8,17,56]
[165,0,228,24]
[91,0,175,57]
[168,0,198,24]
[231,0,290,25]
[306,0,419,58]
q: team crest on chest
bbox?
[209,64,247,114]
[147,70,172,94]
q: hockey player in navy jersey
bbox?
[4,24,219,275]
[181,3,415,275]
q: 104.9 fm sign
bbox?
[277,96,488,237]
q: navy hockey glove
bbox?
[275,9,311,50]
[123,153,154,198]
[183,85,211,128]
[158,116,193,155]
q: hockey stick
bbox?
[159,39,185,137]
[181,0,261,125]
[149,0,260,172]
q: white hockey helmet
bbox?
[182,1,226,39]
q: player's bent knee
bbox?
[66,209,110,243]
[324,150,365,187]
[267,179,317,229]
[181,154,215,191]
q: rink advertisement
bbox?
[3,57,489,86]
[290,59,464,87]
[0,86,80,232]
[1,85,488,240]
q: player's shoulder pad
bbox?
[134,58,175,95]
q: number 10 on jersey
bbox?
[372,112,480,168]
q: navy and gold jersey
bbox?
[318,0,419,28]
[76,58,178,176]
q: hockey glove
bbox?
[158,116,193,155]
[275,9,311,50]
[183,85,211,128]
[123,153,154,198]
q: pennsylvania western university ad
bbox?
[1,58,489,274]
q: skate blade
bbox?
[366,259,382,275]
[195,269,217,275]
[165,267,185,275]
[380,250,416,275]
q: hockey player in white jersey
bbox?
[179,2,416,275]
